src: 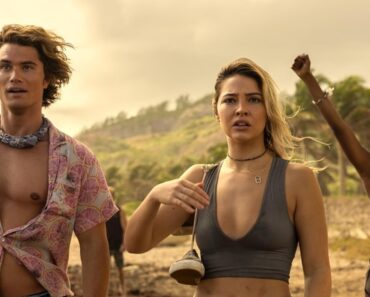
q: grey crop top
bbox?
[196,157,298,283]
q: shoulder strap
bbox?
[203,163,220,194]
[190,163,218,249]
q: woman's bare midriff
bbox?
[194,277,291,297]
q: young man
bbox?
[0,24,118,297]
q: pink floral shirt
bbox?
[0,122,118,296]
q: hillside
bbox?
[77,90,368,201]
[77,95,226,202]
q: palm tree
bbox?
[288,75,370,196]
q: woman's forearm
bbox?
[301,73,345,132]
[125,191,161,253]
[300,73,370,174]
[305,265,332,297]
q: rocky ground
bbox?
[68,197,370,297]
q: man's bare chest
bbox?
[0,144,49,204]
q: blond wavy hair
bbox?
[0,24,73,107]
[213,58,296,159]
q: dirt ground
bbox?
[68,197,370,297]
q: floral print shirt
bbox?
[0,122,118,296]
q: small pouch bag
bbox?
[169,165,211,285]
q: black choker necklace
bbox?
[227,148,267,162]
[0,116,50,149]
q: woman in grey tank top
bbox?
[125,58,331,297]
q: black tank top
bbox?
[106,205,124,250]
[196,157,298,282]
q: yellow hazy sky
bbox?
[1,0,370,135]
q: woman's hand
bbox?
[292,53,312,79]
[149,178,209,213]
[125,164,209,253]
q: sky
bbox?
[1,0,370,136]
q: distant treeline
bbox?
[77,74,370,203]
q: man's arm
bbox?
[77,222,110,297]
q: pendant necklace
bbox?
[254,175,262,184]
[244,163,270,184]
[227,148,268,184]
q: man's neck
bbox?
[0,110,43,136]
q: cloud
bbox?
[2,0,370,135]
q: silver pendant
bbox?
[255,176,262,184]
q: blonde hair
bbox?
[213,58,296,159]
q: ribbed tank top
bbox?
[196,157,298,282]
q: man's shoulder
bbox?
[50,124,97,161]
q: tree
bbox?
[289,75,370,195]
[105,166,125,203]
[175,95,190,111]
[106,166,122,187]
[206,143,228,164]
